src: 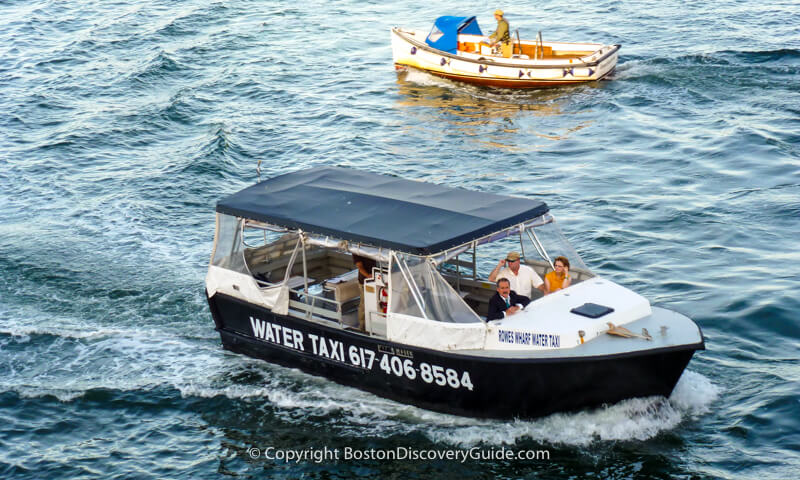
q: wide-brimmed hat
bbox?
[506,251,520,261]
[494,9,504,16]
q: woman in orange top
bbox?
[544,256,572,294]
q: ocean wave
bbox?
[716,48,800,64]
[615,53,800,89]
[127,50,192,86]
[624,48,800,67]
[13,386,86,403]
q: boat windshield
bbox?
[521,219,589,273]
[427,25,444,43]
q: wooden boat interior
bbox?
[400,29,600,62]
[456,40,595,61]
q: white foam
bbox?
[667,369,722,414]
[178,383,274,400]
[0,326,227,402]
[222,367,718,447]
[422,396,682,447]
[180,365,717,447]
[14,386,85,402]
[401,69,454,88]
[421,369,719,447]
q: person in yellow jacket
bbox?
[544,256,573,294]
[485,9,511,57]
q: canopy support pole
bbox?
[472,242,477,280]
[526,228,555,271]
[300,232,311,320]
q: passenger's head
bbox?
[554,256,570,271]
[506,251,521,272]
[494,9,504,19]
[496,277,511,296]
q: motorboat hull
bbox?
[391,27,620,89]
[209,292,703,419]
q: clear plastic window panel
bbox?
[428,25,444,42]
[523,220,589,272]
[390,254,481,323]
[211,214,248,273]
[242,223,300,285]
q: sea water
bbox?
[1,0,798,478]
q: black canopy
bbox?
[216,167,549,256]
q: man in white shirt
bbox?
[488,251,545,299]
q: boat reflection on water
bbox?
[393,69,596,151]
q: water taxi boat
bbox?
[205,167,703,419]
[391,16,620,88]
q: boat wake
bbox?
[182,363,720,447]
[1,318,718,446]
[425,371,719,447]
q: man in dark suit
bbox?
[487,277,531,321]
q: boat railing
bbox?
[289,289,345,325]
[252,276,347,326]
[291,293,341,320]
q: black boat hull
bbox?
[208,292,702,419]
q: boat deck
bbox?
[458,307,705,359]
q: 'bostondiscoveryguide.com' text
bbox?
[246,446,551,463]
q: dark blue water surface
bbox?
[1,0,799,478]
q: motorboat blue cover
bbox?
[216,166,548,255]
[425,16,483,54]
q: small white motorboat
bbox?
[391,16,620,88]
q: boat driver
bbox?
[484,9,511,57]
[487,278,530,321]
[488,251,546,298]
